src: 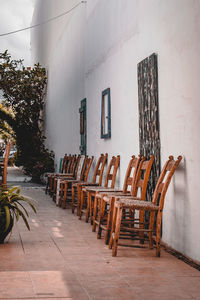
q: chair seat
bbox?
[116,198,159,211]
[60,178,78,184]
[53,173,73,177]
[82,184,100,192]
[96,191,131,200]
[85,186,117,193]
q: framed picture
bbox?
[101,88,111,139]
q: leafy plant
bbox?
[0,50,55,182]
[0,186,37,242]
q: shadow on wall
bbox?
[170,156,190,255]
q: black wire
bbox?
[0,1,87,37]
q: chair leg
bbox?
[53,178,57,196]
[72,185,75,213]
[92,195,98,232]
[109,205,118,249]
[112,205,122,257]
[55,179,61,205]
[85,192,90,223]
[156,211,162,257]
[90,194,95,225]
[104,197,115,245]
[97,195,106,239]
[96,197,103,238]
[45,178,49,194]
[79,190,84,220]
[95,197,106,235]
[77,185,81,216]
[139,210,145,244]
[149,211,155,249]
[62,183,68,209]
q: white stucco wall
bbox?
[31,0,86,166]
[31,0,200,262]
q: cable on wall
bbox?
[0,1,87,37]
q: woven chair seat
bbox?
[60,178,78,184]
[117,198,159,211]
[82,184,100,192]
[96,192,131,202]
[85,186,117,193]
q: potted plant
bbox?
[0,186,36,243]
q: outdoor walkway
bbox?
[0,168,200,299]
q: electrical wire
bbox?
[0,1,87,37]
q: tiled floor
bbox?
[1,170,200,299]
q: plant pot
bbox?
[0,212,13,244]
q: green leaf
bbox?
[4,206,11,231]
[13,203,19,221]
[16,201,29,217]
[19,210,30,230]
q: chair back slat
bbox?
[81,156,94,181]
[76,155,85,180]
[104,155,120,188]
[73,155,82,179]
[131,155,154,199]
[122,155,141,194]
[69,155,77,173]
[152,156,182,209]
[64,155,73,173]
[92,153,108,184]
[62,154,72,173]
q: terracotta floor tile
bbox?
[0,271,34,298]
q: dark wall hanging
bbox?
[101,88,111,139]
[137,53,161,202]
[79,98,87,155]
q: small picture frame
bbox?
[101,88,111,139]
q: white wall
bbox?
[31,0,200,262]
[31,0,86,166]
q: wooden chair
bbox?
[45,154,73,194]
[75,153,108,218]
[110,155,182,257]
[82,155,120,224]
[50,154,78,196]
[59,156,94,209]
[53,155,85,204]
[94,155,154,243]
[0,141,11,186]
[52,155,81,200]
[71,153,108,215]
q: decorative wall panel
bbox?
[137,53,160,202]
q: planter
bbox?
[0,186,37,243]
[0,211,13,243]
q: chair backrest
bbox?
[131,155,154,199]
[80,156,94,181]
[152,156,182,209]
[92,153,108,184]
[72,155,82,178]
[104,155,120,188]
[76,155,86,180]
[69,155,77,173]
[61,154,70,173]
[2,141,11,185]
[63,154,76,173]
[122,155,142,194]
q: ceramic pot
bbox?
[0,211,13,243]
